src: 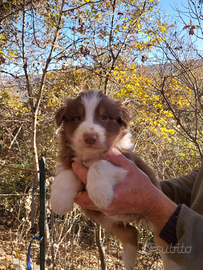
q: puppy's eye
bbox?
[75,115,82,122]
[101,114,109,121]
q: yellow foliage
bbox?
[0,90,22,110]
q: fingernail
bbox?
[105,147,119,157]
[72,162,78,170]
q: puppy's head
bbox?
[56,90,131,160]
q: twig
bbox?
[96,224,106,270]
[0,164,35,172]
[8,124,23,150]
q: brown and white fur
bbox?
[50,90,181,270]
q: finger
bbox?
[75,191,99,210]
[105,147,134,170]
[72,162,88,184]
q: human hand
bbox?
[72,148,159,216]
[72,147,178,232]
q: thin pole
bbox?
[39,157,46,270]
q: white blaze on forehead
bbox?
[81,91,101,124]
[72,91,107,154]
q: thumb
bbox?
[105,147,133,170]
[74,191,98,210]
[72,162,88,184]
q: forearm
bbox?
[160,169,198,205]
[144,190,203,270]
[166,204,203,270]
[143,187,178,233]
[138,186,179,253]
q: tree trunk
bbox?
[31,111,39,172]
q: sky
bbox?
[159,0,202,50]
[159,0,190,20]
[160,0,182,15]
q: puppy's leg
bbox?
[50,169,83,215]
[84,210,138,270]
[86,160,127,208]
[153,234,182,270]
[161,253,182,270]
[99,216,138,270]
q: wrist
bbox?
[159,204,182,246]
[143,187,178,232]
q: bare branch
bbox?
[62,0,103,14]
[35,0,66,112]
[9,124,23,150]
[22,0,34,112]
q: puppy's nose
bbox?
[84,133,97,145]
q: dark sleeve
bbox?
[167,204,203,270]
[160,170,198,206]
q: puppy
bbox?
[50,90,179,270]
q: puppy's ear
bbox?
[117,102,131,128]
[55,106,66,127]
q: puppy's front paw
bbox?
[86,160,127,209]
[88,184,114,209]
[50,169,83,215]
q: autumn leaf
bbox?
[183,24,196,35]
[92,55,97,60]
[141,55,148,63]
[117,10,124,15]
[189,26,195,35]
[0,55,5,64]
[183,25,190,30]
